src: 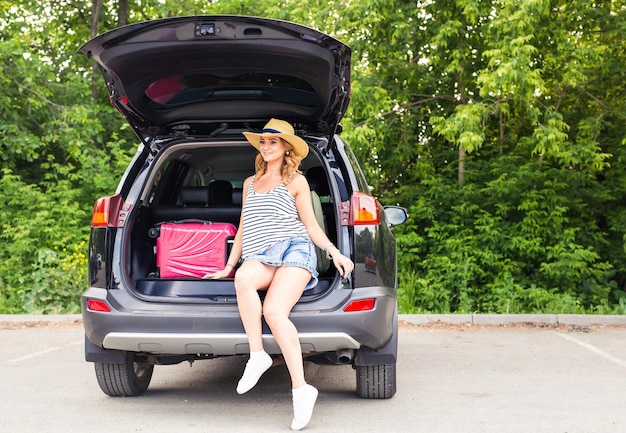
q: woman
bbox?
[204,118,354,430]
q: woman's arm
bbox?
[291,174,354,278]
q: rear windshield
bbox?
[145,73,318,108]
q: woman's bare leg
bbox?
[234,260,275,351]
[263,266,319,430]
[233,260,277,394]
[262,266,310,388]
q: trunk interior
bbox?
[124,141,339,302]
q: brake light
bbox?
[341,192,381,225]
[87,299,111,313]
[91,194,125,228]
[344,298,376,312]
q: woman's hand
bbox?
[323,244,353,279]
[332,253,354,279]
[202,267,233,279]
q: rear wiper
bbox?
[210,123,229,137]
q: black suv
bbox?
[80,15,407,399]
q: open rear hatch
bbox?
[79,15,351,141]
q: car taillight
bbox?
[341,192,381,226]
[344,298,376,312]
[91,194,126,228]
[87,299,111,313]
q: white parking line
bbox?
[3,340,82,364]
[554,332,626,368]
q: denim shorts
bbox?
[244,236,319,290]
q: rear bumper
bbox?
[103,331,360,355]
[82,285,396,357]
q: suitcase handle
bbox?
[148,219,214,238]
[171,219,213,225]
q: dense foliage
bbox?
[1,0,625,314]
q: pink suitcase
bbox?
[155,221,237,278]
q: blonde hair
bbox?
[254,139,302,184]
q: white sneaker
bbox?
[236,352,273,394]
[291,384,318,431]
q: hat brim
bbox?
[243,131,309,159]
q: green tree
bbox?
[350,0,626,313]
[0,1,135,312]
[1,0,626,314]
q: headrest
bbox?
[208,180,233,206]
[179,186,210,206]
[232,188,243,206]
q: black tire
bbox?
[94,353,154,397]
[356,363,397,399]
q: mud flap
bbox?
[354,308,398,366]
[84,334,126,363]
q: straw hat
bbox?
[243,118,309,159]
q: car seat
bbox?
[306,167,331,273]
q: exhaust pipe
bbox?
[336,349,355,364]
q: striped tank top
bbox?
[241,175,309,259]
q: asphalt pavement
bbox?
[0,315,625,433]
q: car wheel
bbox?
[356,363,396,399]
[94,353,154,396]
